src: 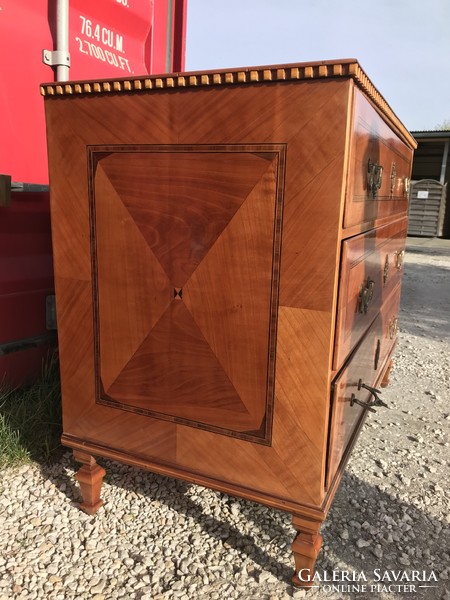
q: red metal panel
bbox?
[0,0,187,386]
[0,193,53,298]
[69,0,153,79]
[0,0,187,183]
[0,348,55,389]
[152,0,170,73]
[172,0,188,72]
[0,192,54,386]
[0,0,51,184]
[151,0,187,73]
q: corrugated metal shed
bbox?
[410,131,450,237]
[408,179,447,237]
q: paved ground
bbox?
[0,237,449,600]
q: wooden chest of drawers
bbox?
[42,59,416,584]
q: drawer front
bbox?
[344,90,413,228]
[327,285,401,487]
[333,217,407,369]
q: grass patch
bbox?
[0,353,62,467]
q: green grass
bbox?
[0,353,62,467]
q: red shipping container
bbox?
[0,0,187,386]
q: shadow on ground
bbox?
[39,453,449,599]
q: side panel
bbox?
[44,79,351,510]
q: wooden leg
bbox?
[291,515,323,587]
[380,358,393,388]
[73,450,106,515]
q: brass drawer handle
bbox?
[403,176,410,196]
[394,249,405,270]
[350,380,388,413]
[390,161,396,195]
[359,277,375,314]
[383,254,390,285]
[367,159,383,199]
[388,316,398,339]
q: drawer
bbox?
[327,285,401,487]
[333,217,407,369]
[344,90,413,228]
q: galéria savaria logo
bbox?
[297,569,439,593]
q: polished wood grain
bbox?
[93,163,170,392]
[327,284,401,486]
[277,84,351,312]
[345,88,414,228]
[40,59,416,150]
[43,63,415,584]
[53,277,95,429]
[89,144,285,443]
[274,307,332,503]
[182,157,282,437]
[106,299,245,414]
[46,79,354,508]
[97,150,274,285]
[333,217,407,368]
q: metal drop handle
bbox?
[390,161,397,195]
[383,254,390,285]
[350,379,388,412]
[403,176,410,196]
[350,394,376,413]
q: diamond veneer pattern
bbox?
[94,149,280,437]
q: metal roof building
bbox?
[409,130,449,237]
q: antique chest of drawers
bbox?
[42,59,416,584]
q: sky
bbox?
[185,0,450,132]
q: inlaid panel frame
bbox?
[87,143,287,445]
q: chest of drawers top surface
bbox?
[42,57,415,147]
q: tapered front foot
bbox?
[73,450,106,515]
[380,358,393,388]
[291,516,323,587]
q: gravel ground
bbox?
[1,237,449,600]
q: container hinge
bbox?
[42,49,71,68]
[11,182,50,193]
[0,174,11,207]
[1,177,50,206]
